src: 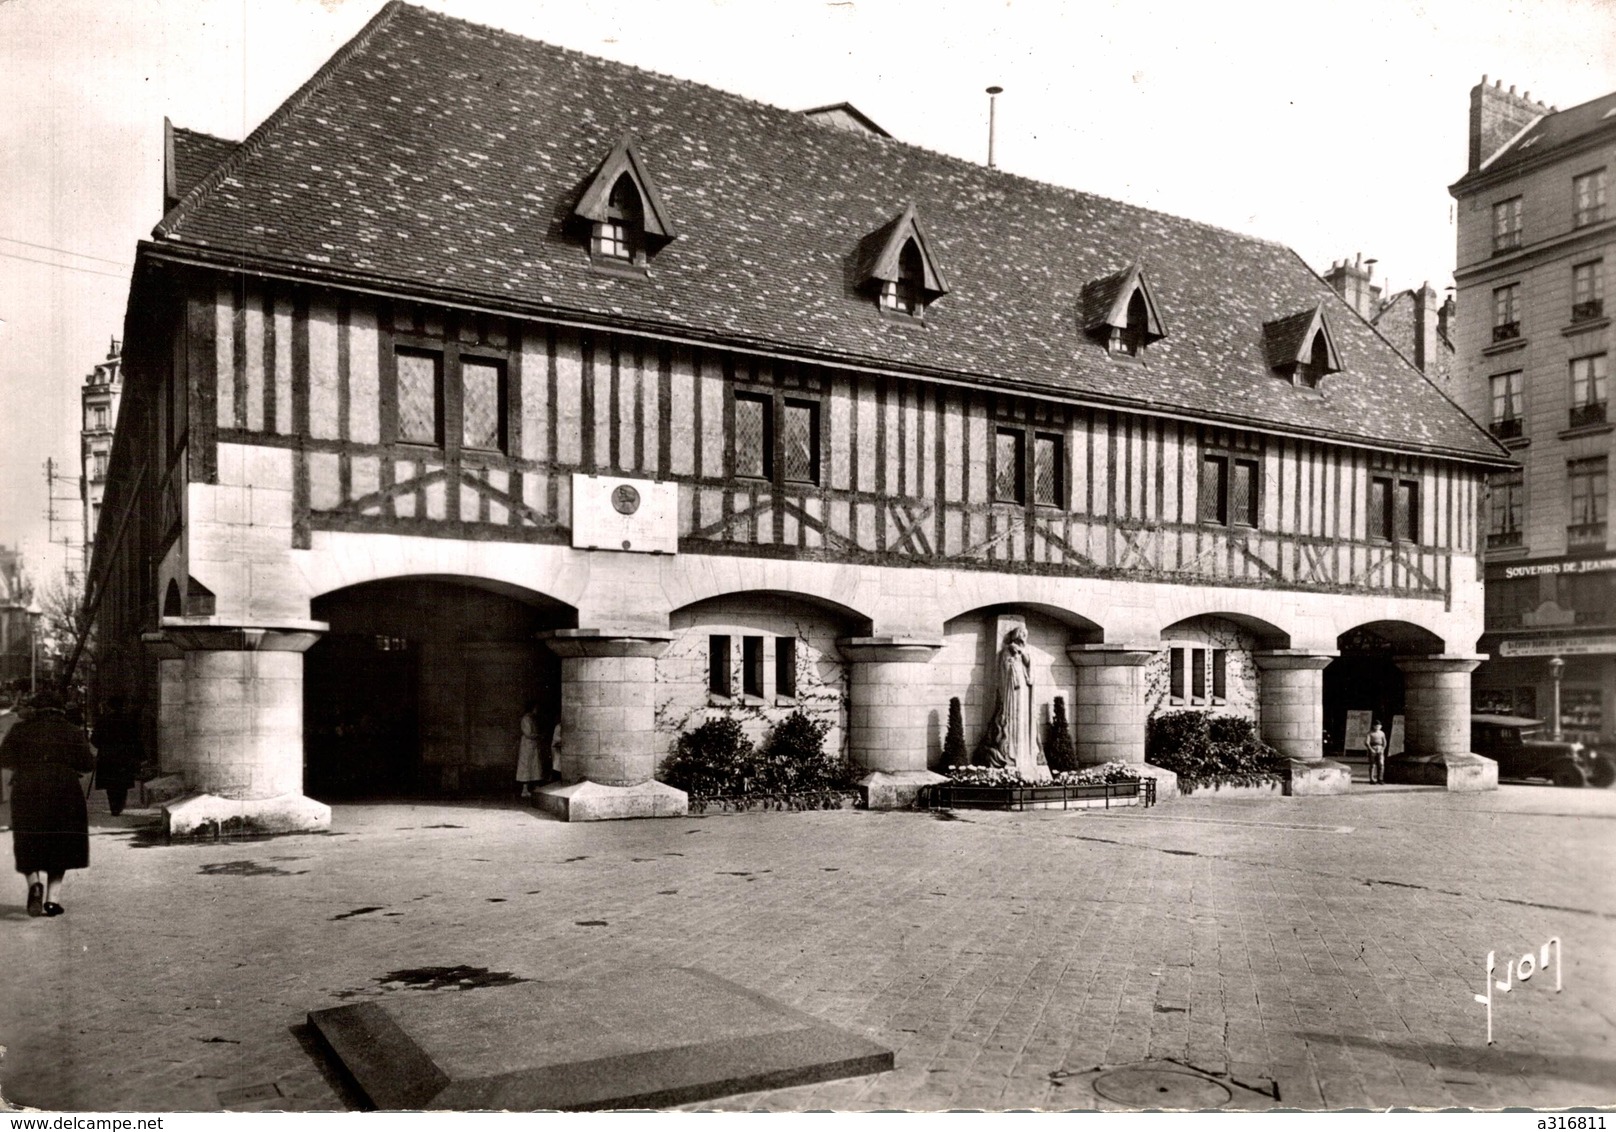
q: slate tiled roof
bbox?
[1481,89,1616,177]
[170,127,239,202]
[150,1,1506,463]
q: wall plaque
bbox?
[571,474,677,554]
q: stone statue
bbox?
[977,627,1049,781]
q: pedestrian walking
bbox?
[516,701,544,797]
[0,689,95,917]
[1366,719,1388,785]
[92,696,144,816]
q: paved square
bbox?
[1,783,1613,1111]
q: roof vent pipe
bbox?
[986,86,1003,168]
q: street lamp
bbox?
[1547,655,1566,741]
[25,601,42,695]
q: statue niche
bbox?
[973,626,1050,781]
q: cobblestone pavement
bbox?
[1,783,1613,1113]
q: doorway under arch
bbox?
[305,577,576,799]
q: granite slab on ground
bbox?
[309,967,892,1110]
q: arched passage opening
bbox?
[1323,621,1445,758]
[305,576,577,799]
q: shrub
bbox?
[659,710,854,799]
[1146,710,1282,786]
[754,709,851,795]
[943,697,969,767]
[659,716,755,799]
[1046,696,1078,772]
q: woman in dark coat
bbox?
[0,690,94,917]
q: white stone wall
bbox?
[655,596,849,767]
[1145,617,1261,723]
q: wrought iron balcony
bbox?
[1491,321,1521,343]
[1490,417,1523,440]
[1568,521,1608,549]
[1569,402,1608,429]
[1572,299,1605,321]
[1486,529,1523,550]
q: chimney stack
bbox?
[1323,254,1381,321]
[1468,75,1551,172]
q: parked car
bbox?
[1470,714,1614,787]
[1585,739,1616,788]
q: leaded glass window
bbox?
[735,394,770,478]
[461,358,504,451]
[1395,480,1419,543]
[397,348,441,445]
[782,400,817,483]
[1199,455,1226,524]
[1231,458,1258,527]
[995,428,1024,504]
[1033,433,1061,506]
[1370,477,1392,541]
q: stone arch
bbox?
[1160,612,1291,650]
[661,589,868,764]
[1321,619,1445,759]
[1337,620,1447,656]
[1153,613,1285,722]
[305,575,578,799]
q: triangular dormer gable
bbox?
[572,133,678,248]
[856,204,950,301]
[1262,304,1342,387]
[1081,264,1165,337]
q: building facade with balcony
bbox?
[1451,78,1616,741]
[93,3,1508,833]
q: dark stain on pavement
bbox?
[657,890,678,895]
[422,824,465,829]
[330,906,384,921]
[1162,849,1199,857]
[486,898,506,903]
[1154,1004,1188,1014]
[376,966,528,992]
[199,860,308,877]
[197,1036,241,1043]
[564,856,589,863]
[576,920,609,927]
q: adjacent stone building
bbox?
[1324,255,1455,385]
[81,338,124,576]
[92,3,1509,830]
[1450,78,1616,742]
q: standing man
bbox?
[91,697,144,816]
[1366,719,1389,785]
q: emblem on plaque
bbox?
[611,484,641,515]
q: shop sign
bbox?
[1497,635,1616,658]
[1502,555,1616,580]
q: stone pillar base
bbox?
[858,769,948,810]
[534,779,687,822]
[1386,753,1498,792]
[1285,758,1353,795]
[1130,763,1179,801]
[163,792,331,838]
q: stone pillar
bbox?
[1068,644,1177,797]
[1392,654,1496,792]
[839,636,944,809]
[1255,650,1350,795]
[533,630,685,821]
[140,632,188,777]
[156,620,332,836]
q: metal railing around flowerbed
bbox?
[922,777,1155,812]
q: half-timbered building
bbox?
[93,3,1511,829]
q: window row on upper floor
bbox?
[1491,165,1607,254]
[1486,456,1608,554]
[379,336,1430,546]
[1489,259,1605,346]
[1488,351,1609,438]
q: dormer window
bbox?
[856,205,949,319]
[1081,264,1166,357]
[590,175,644,262]
[880,240,925,316]
[1262,305,1341,387]
[571,134,677,268]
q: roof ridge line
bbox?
[404,3,1289,255]
[154,0,407,240]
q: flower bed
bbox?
[685,791,863,814]
[925,763,1153,811]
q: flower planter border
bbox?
[922,778,1154,812]
[684,790,864,814]
[1176,774,1286,797]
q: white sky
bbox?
[2,0,1614,594]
